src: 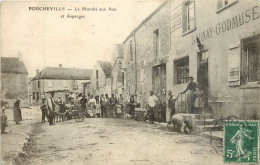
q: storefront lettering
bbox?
[192,6,259,45]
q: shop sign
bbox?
[192,5,259,45]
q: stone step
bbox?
[195,119,216,125]
[197,125,223,132]
[194,114,213,120]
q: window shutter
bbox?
[182,3,187,33]
[228,42,241,87]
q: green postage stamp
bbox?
[224,120,259,163]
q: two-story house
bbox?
[168,0,260,121]
[31,65,92,103]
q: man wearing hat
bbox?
[180,76,197,113]
[57,96,64,113]
[147,90,158,124]
[47,92,55,125]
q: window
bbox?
[217,0,238,12]
[130,40,133,61]
[122,72,124,86]
[175,57,189,84]
[153,29,159,59]
[96,81,99,90]
[96,70,99,79]
[183,1,195,33]
[72,80,78,90]
[62,81,68,88]
[48,80,53,88]
[38,81,40,88]
[241,35,260,83]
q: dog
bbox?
[167,114,192,134]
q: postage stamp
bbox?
[224,120,259,163]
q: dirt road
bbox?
[24,118,223,165]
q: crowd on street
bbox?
[36,76,205,126]
[0,76,205,133]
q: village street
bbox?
[23,115,224,165]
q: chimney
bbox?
[59,64,62,68]
[18,52,23,61]
[36,68,39,75]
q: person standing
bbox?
[80,95,87,116]
[167,90,177,119]
[117,94,124,117]
[47,92,55,125]
[110,94,118,118]
[105,94,110,117]
[57,96,64,113]
[100,94,106,117]
[13,98,22,124]
[128,95,135,117]
[40,98,48,123]
[1,101,8,134]
[88,95,96,117]
[180,76,197,114]
[147,91,158,124]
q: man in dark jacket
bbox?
[80,95,87,116]
[110,94,118,118]
[168,90,177,119]
[47,92,55,125]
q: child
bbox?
[194,87,204,114]
[40,98,48,123]
[1,101,8,134]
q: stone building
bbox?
[111,44,125,98]
[31,65,92,103]
[167,0,260,121]
[90,61,112,96]
[0,57,28,100]
[122,2,170,111]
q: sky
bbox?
[0,0,163,77]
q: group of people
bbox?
[38,76,203,125]
[40,92,131,125]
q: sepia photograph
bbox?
[0,0,260,164]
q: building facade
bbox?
[31,65,92,103]
[0,57,28,100]
[111,44,125,98]
[90,61,112,96]
[117,0,260,122]
[122,2,170,111]
[168,0,260,121]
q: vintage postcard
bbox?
[0,0,260,165]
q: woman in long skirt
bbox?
[13,98,22,124]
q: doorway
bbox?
[197,51,209,106]
[152,64,166,122]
